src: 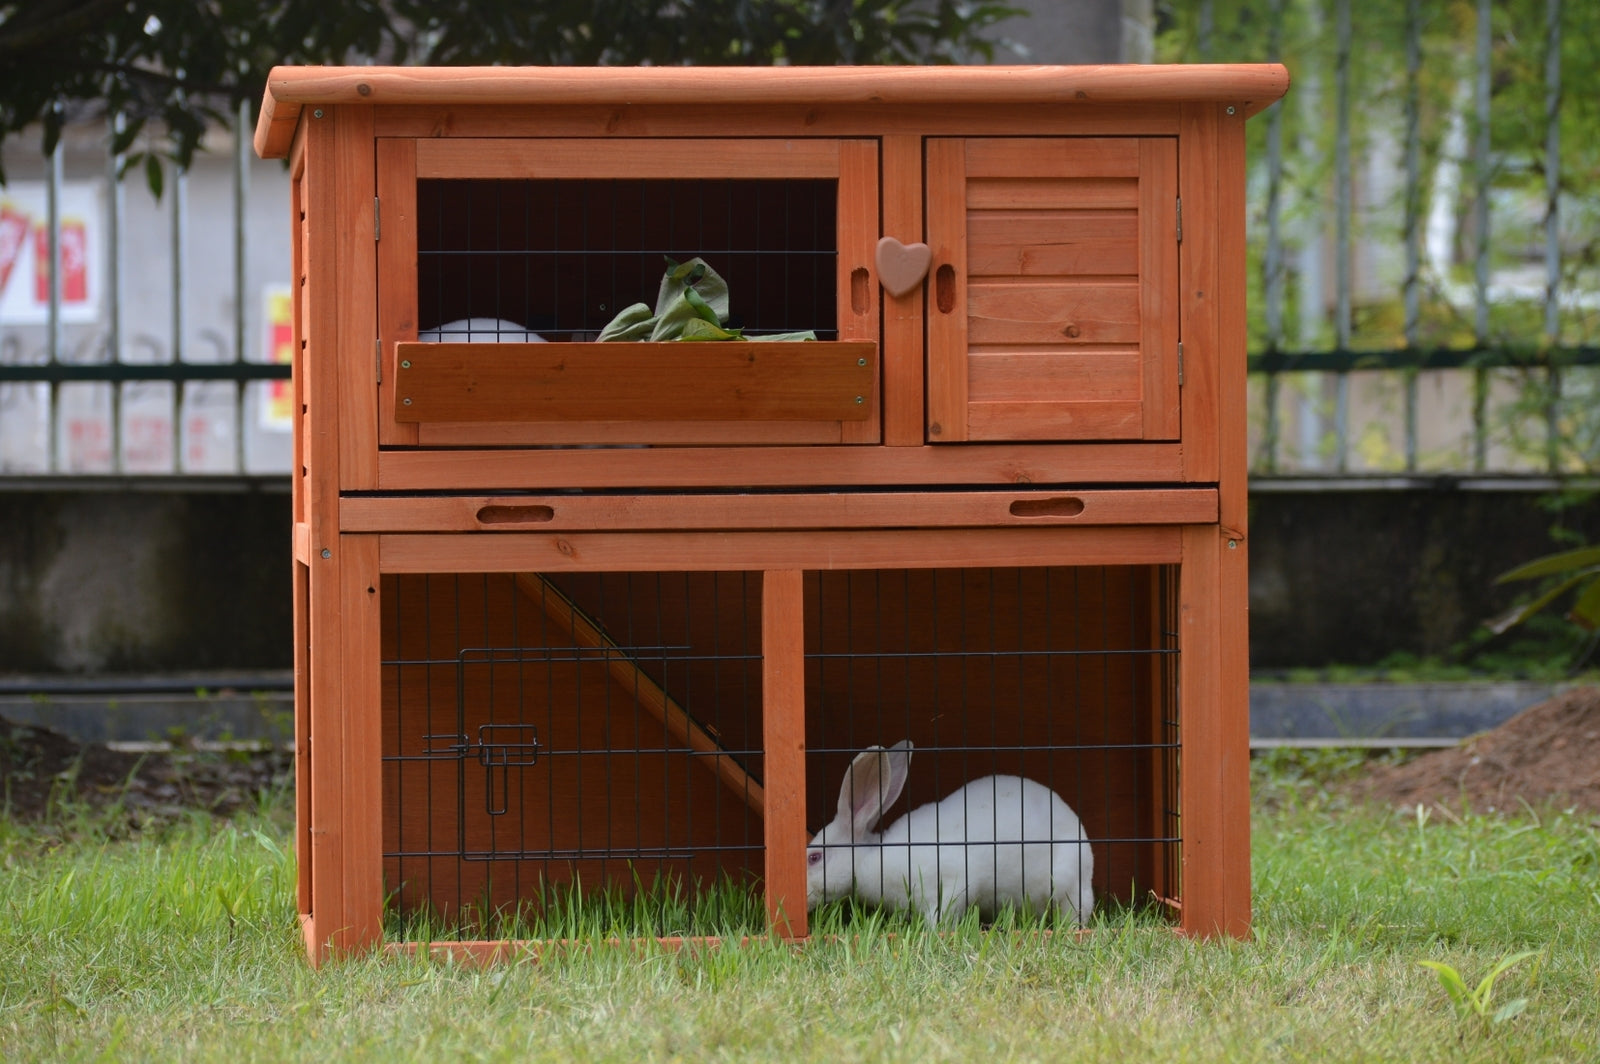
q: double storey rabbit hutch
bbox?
[255,63,1288,964]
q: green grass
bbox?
[3,759,1599,1063]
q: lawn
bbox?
[2,753,1597,1063]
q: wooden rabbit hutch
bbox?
[254,63,1288,963]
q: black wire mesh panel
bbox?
[416,179,838,340]
[381,571,766,922]
[803,566,1180,924]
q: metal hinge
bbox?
[375,339,382,384]
[373,197,380,241]
[1178,342,1185,386]
[425,724,541,816]
[1176,197,1183,244]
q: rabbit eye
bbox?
[806,850,822,867]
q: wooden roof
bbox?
[255,64,1290,158]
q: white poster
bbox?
[0,181,102,325]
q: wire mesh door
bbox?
[382,571,766,928]
[803,566,1180,927]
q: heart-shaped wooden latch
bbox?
[876,236,932,298]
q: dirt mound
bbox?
[1347,686,1600,814]
[1,714,291,827]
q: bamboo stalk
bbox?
[515,573,766,818]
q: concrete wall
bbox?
[0,488,291,673]
[2,487,1596,676]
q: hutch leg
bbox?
[762,569,808,939]
[303,535,384,964]
[339,534,385,954]
[1177,526,1252,938]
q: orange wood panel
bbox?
[339,489,1218,533]
[762,569,807,938]
[301,112,346,963]
[414,420,845,448]
[967,400,1144,441]
[879,134,926,447]
[963,137,1139,178]
[369,102,1185,141]
[1215,110,1252,535]
[415,137,841,179]
[965,282,1141,345]
[1179,104,1221,483]
[376,138,420,447]
[340,534,384,953]
[837,139,881,445]
[1216,108,1253,937]
[392,341,876,424]
[292,560,311,919]
[377,527,1185,575]
[334,105,379,489]
[965,211,1138,276]
[933,137,1179,445]
[376,442,1189,491]
[968,349,1141,403]
[1178,524,1238,938]
[515,572,766,816]
[924,138,969,442]
[290,172,307,526]
[964,177,1137,211]
[1139,138,1181,439]
[256,65,1291,156]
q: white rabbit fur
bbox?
[418,317,545,342]
[805,740,1093,926]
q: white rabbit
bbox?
[418,317,545,342]
[805,740,1094,927]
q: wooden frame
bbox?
[260,65,1285,964]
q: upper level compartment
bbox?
[377,137,881,447]
[257,65,1288,490]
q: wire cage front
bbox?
[804,566,1180,926]
[380,564,1180,938]
[416,178,839,341]
[382,571,768,932]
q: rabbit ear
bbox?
[837,743,913,837]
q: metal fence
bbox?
[1,1,1595,482]
[0,101,291,481]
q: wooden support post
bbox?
[339,534,385,955]
[762,569,808,939]
[1177,525,1250,938]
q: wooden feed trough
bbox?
[256,63,1289,964]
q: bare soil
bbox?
[1345,685,1600,815]
[1,714,291,828]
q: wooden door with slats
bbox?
[926,137,1180,443]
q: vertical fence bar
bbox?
[1198,0,1214,58]
[1472,0,1491,471]
[107,113,125,474]
[1261,0,1285,473]
[1334,0,1352,472]
[46,127,63,474]
[1543,0,1562,473]
[1403,0,1422,471]
[171,164,187,472]
[234,97,251,474]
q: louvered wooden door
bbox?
[926,138,1180,443]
